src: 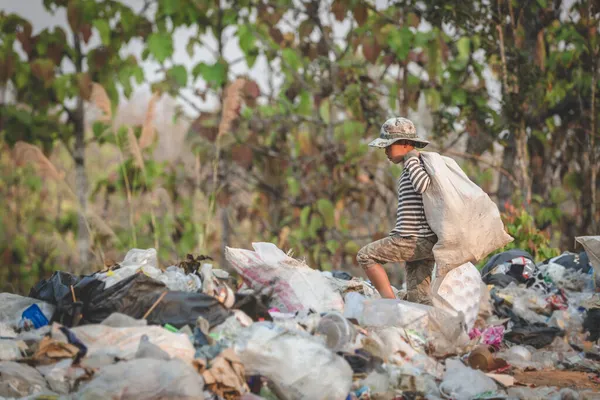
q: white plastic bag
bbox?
[0,361,49,398]
[0,293,55,328]
[226,243,344,313]
[420,152,513,275]
[234,322,352,400]
[97,248,162,289]
[73,358,205,399]
[431,262,482,331]
[439,359,497,399]
[51,323,195,363]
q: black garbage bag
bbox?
[481,249,535,285]
[540,251,592,273]
[486,274,520,288]
[583,308,600,342]
[83,273,230,329]
[29,272,230,329]
[233,291,273,322]
[504,323,564,349]
[28,271,104,326]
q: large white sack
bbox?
[226,242,344,314]
[420,152,513,275]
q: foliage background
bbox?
[0,0,598,293]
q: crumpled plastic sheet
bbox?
[51,323,196,364]
[73,358,205,399]
[438,359,497,399]
[234,322,353,400]
[0,293,55,329]
[0,361,49,398]
[226,243,344,314]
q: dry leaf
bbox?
[139,92,160,149]
[352,4,368,26]
[90,83,112,122]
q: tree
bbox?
[0,0,152,267]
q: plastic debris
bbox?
[234,322,353,400]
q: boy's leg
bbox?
[357,236,417,299]
[404,236,437,305]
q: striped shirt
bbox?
[390,155,435,237]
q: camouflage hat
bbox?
[368,117,429,149]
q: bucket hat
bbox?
[368,117,429,149]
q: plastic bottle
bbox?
[315,312,356,352]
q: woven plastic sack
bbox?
[226,243,344,313]
[420,152,513,275]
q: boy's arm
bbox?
[404,151,430,194]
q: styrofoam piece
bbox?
[431,262,482,331]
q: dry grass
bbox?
[127,127,145,169]
[217,78,246,139]
[139,92,160,149]
[13,142,63,181]
[90,83,112,122]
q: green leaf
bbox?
[309,215,323,237]
[319,98,330,123]
[388,27,413,60]
[193,61,227,87]
[317,198,335,227]
[300,206,311,228]
[282,48,301,70]
[326,240,340,254]
[147,32,173,63]
[162,0,180,15]
[93,19,110,45]
[425,88,441,111]
[451,89,467,105]
[297,90,312,115]
[456,37,471,63]
[287,177,300,197]
[167,65,187,87]
[536,0,547,7]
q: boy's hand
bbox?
[405,150,420,161]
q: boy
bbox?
[357,117,437,305]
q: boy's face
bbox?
[385,141,415,164]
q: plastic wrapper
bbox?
[36,358,87,394]
[234,322,352,400]
[0,293,55,329]
[51,323,196,363]
[157,265,202,292]
[438,359,497,399]
[226,242,344,314]
[0,361,49,398]
[0,339,26,361]
[73,358,205,399]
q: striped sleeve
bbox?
[404,156,430,194]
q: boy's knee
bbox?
[357,245,374,270]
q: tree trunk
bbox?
[497,134,516,209]
[73,32,89,270]
[74,95,89,270]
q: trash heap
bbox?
[1,238,600,400]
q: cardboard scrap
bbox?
[200,348,248,398]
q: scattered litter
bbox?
[0,240,598,399]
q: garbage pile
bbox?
[1,238,600,399]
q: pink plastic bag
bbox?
[226,243,344,313]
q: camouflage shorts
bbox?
[357,235,437,304]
